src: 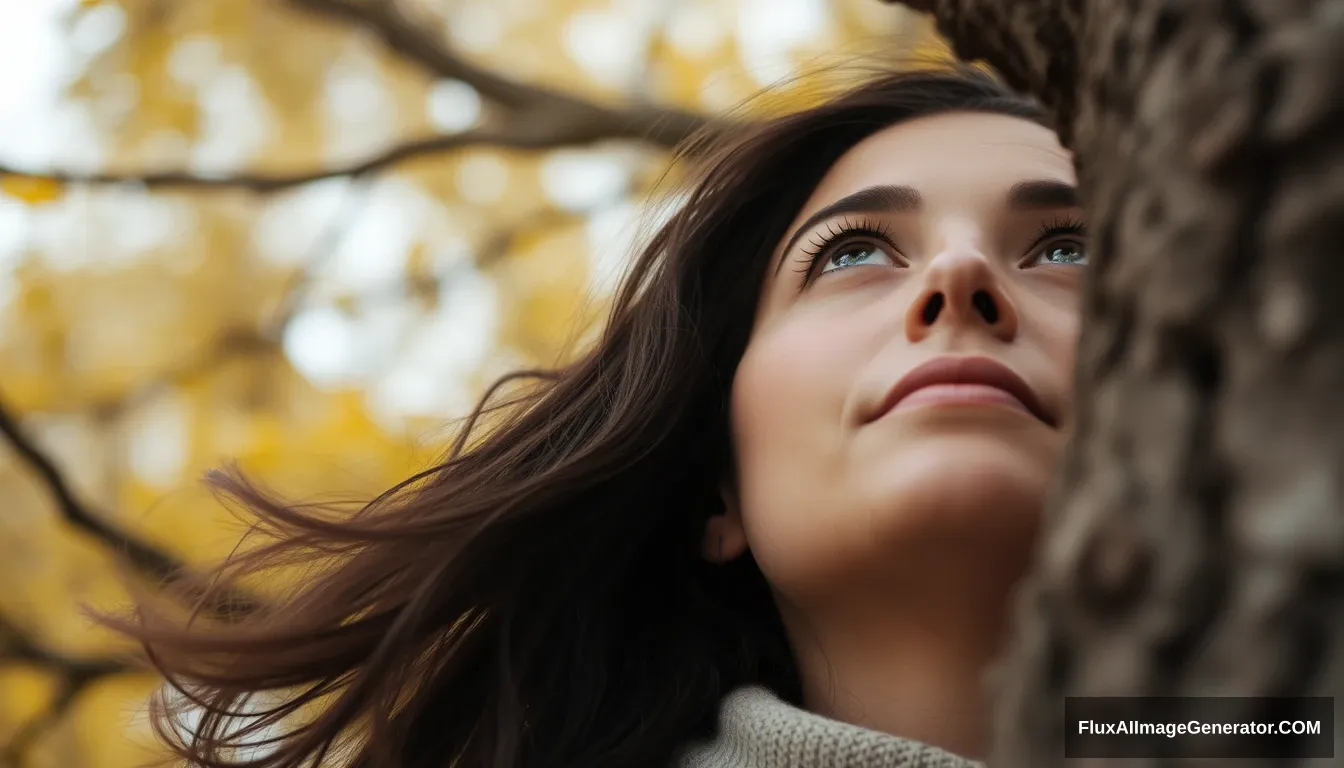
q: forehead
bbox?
[799,111,1075,216]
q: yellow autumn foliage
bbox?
[0,176,64,206]
[0,0,944,765]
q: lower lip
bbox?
[889,383,1031,416]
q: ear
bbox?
[702,483,749,564]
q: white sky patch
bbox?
[585,200,640,297]
[167,35,224,88]
[448,3,504,54]
[69,2,127,61]
[427,78,481,133]
[273,179,488,398]
[697,70,744,111]
[0,0,78,167]
[259,178,443,298]
[190,65,272,177]
[253,178,356,267]
[500,0,545,22]
[0,197,31,265]
[127,394,190,488]
[540,148,632,212]
[323,47,399,164]
[667,4,726,58]
[326,65,388,122]
[86,69,138,128]
[139,128,192,166]
[25,191,97,270]
[284,306,361,387]
[586,187,685,297]
[369,267,498,421]
[455,153,509,204]
[33,187,198,269]
[735,0,832,87]
[323,180,432,294]
[562,9,644,89]
[0,197,22,316]
[54,105,105,173]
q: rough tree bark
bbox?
[886,0,1344,765]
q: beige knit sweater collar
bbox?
[676,686,984,768]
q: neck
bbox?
[779,567,1023,760]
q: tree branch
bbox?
[284,0,542,109]
[284,0,710,145]
[0,613,133,766]
[0,392,262,615]
[0,615,130,679]
[0,0,717,193]
[0,125,632,193]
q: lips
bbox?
[866,355,1054,426]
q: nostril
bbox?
[921,293,944,325]
[972,290,999,324]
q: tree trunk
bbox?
[887,1,1344,765]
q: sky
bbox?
[0,0,837,427]
[0,1,70,168]
[0,0,654,429]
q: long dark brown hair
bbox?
[103,66,1044,768]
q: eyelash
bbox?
[791,214,1088,286]
[793,217,900,284]
[1025,216,1088,264]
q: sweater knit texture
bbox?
[675,686,984,768]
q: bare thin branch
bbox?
[0,614,130,677]
[284,0,710,146]
[0,395,183,581]
[285,0,542,108]
[0,0,717,193]
[0,391,263,615]
[0,613,133,765]
[0,105,711,194]
[0,128,558,193]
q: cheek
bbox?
[1037,295,1083,408]
[729,316,872,589]
[731,319,852,454]
[1019,275,1084,408]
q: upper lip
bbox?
[865,355,1054,426]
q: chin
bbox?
[754,443,1050,608]
[858,435,1054,543]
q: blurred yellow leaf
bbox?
[0,664,61,744]
[0,175,65,205]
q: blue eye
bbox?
[1023,218,1088,268]
[819,242,898,274]
[1034,241,1088,266]
[796,218,906,286]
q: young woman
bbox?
[112,65,1085,768]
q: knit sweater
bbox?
[676,686,984,768]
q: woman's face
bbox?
[724,111,1083,607]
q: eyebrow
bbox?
[1006,179,1080,210]
[773,178,1080,275]
[774,185,923,274]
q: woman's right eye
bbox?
[818,241,898,275]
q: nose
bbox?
[904,249,1018,343]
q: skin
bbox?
[706,111,1084,758]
